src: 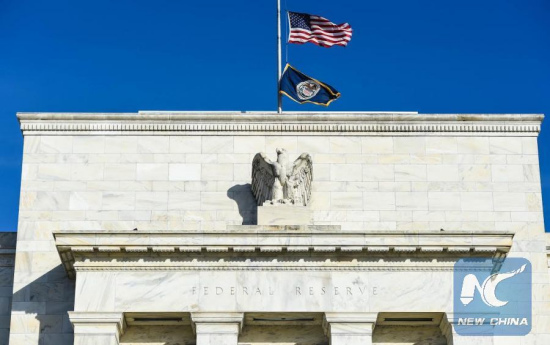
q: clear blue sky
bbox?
[1,0,549,231]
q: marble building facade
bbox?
[3,111,550,344]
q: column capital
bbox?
[191,313,244,345]
[322,312,377,341]
[191,312,245,332]
[323,312,378,324]
[69,312,125,344]
[440,312,496,345]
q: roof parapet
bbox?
[16,112,544,136]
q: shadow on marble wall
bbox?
[0,232,16,345]
[11,264,75,345]
[372,325,447,345]
[227,184,257,225]
[121,325,195,344]
[239,325,328,345]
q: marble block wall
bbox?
[10,112,550,344]
[18,134,544,232]
[0,233,16,345]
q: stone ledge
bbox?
[17,112,544,135]
[17,111,543,122]
[54,229,515,279]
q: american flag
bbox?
[288,11,352,48]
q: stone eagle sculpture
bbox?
[251,148,313,206]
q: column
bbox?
[323,312,376,345]
[440,313,495,345]
[69,312,125,345]
[191,312,244,345]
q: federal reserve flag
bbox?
[279,64,340,106]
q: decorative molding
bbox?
[260,246,283,252]
[234,246,255,252]
[152,246,175,253]
[421,246,445,252]
[447,246,471,253]
[367,247,390,252]
[97,246,121,252]
[126,246,148,253]
[287,246,309,252]
[180,246,201,252]
[72,265,472,273]
[394,246,416,252]
[17,112,544,136]
[313,246,336,252]
[474,246,498,253]
[206,246,229,252]
[54,228,515,279]
[340,246,362,252]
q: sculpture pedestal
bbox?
[257,205,312,225]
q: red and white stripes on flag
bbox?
[288,11,352,48]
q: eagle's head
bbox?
[276,148,288,164]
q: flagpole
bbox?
[277,0,282,113]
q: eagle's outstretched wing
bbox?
[289,153,313,206]
[251,153,276,206]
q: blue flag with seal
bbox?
[279,64,340,106]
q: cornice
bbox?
[71,264,491,274]
[54,228,514,279]
[17,112,544,136]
